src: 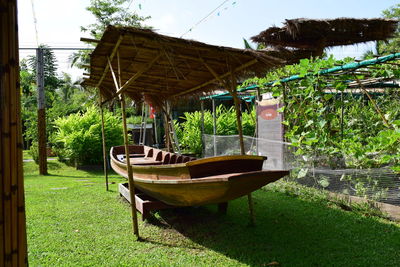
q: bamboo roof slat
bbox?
[82,26,312,105]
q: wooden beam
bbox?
[120,94,140,238]
[115,52,162,96]
[88,59,211,75]
[125,86,162,94]
[199,56,225,84]
[108,57,121,92]
[96,35,124,88]
[174,59,258,97]
[80,37,100,43]
[117,50,122,87]
[228,72,255,226]
[99,96,109,191]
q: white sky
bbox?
[18,0,399,81]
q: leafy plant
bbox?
[244,55,400,170]
[50,105,123,165]
[175,105,256,155]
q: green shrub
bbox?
[51,106,123,165]
[175,105,256,155]
[29,141,39,164]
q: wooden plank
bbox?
[119,183,174,221]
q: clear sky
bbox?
[18,0,399,80]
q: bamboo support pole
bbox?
[120,94,140,238]
[228,73,255,226]
[212,99,217,156]
[255,87,261,154]
[163,103,173,152]
[99,99,109,191]
[1,0,28,265]
[200,100,205,153]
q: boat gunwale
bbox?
[112,153,269,171]
[132,170,289,184]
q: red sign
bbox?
[260,108,278,120]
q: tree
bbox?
[27,44,59,88]
[378,4,400,54]
[71,0,150,68]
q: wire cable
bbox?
[30,0,39,46]
[180,0,230,38]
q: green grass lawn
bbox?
[24,161,400,266]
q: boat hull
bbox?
[110,145,289,206]
[133,171,288,206]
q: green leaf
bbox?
[277,106,285,113]
[297,168,308,178]
[323,94,333,101]
[318,120,327,128]
[318,178,330,188]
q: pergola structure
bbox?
[82,26,314,237]
[82,18,398,238]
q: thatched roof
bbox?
[251,18,398,53]
[82,26,314,104]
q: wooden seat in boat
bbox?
[129,157,162,165]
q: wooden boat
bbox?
[110,145,289,206]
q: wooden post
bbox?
[255,87,261,155]
[0,0,28,265]
[212,98,217,156]
[36,48,47,175]
[120,94,140,238]
[163,112,171,152]
[228,73,255,226]
[200,100,205,154]
[99,99,109,191]
[163,102,174,153]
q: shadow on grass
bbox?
[150,192,400,266]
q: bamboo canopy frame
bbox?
[82,26,313,233]
[82,26,319,105]
[83,18,399,233]
[0,0,28,265]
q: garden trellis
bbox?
[212,53,400,205]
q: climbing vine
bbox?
[245,55,400,170]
